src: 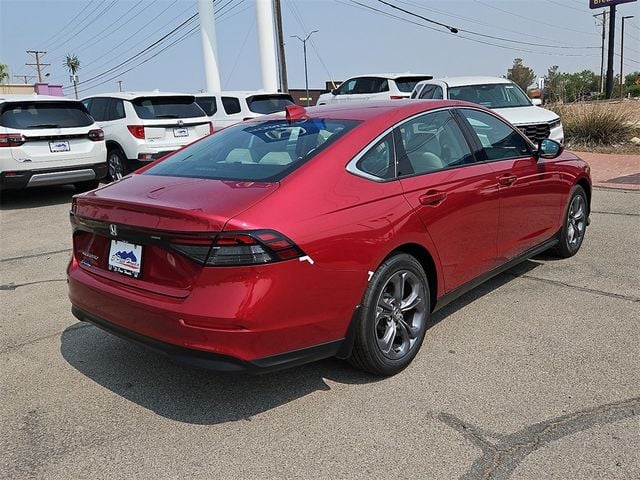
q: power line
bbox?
[50,0,119,52]
[40,0,100,47]
[544,0,587,14]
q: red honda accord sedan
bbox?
[67,100,591,375]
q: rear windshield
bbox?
[195,96,217,116]
[144,118,360,182]
[247,95,294,114]
[448,83,532,108]
[395,76,433,93]
[132,96,205,119]
[0,101,93,129]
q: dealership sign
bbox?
[590,0,636,9]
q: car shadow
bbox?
[60,259,542,425]
[0,185,79,210]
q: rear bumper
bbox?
[0,162,108,190]
[72,306,343,373]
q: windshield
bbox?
[395,76,433,93]
[247,95,294,114]
[448,83,532,108]
[144,118,360,182]
[132,96,205,119]
[0,101,93,129]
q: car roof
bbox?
[428,76,514,87]
[195,91,291,98]
[344,73,432,81]
[0,94,81,103]
[263,100,478,122]
[82,91,196,100]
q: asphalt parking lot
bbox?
[1,185,639,480]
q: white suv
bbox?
[82,92,212,180]
[411,77,564,144]
[0,95,107,191]
[195,92,294,131]
[316,73,432,105]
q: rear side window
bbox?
[107,99,125,120]
[144,118,361,182]
[356,133,395,180]
[395,76,433,93]
[0,101,94,129]
[132,96,204,119]
[221,97,242,115]
[247,95,294,114]
[353,77,388,94]
[195,96,217,116]
[419,85,443,100]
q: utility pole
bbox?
[117,80,123,92]
[25,50,50,83]
[605,5,616,99]
[14,74,36,84]
[620,15,634,99]
[594,11,607,94]
[291,30,319,107]
[274,0,288,92]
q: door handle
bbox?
[419,191,447,206]
[498,174,517,186]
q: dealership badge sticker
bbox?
[108,240,143,278]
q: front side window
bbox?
[247,95,294,114]
[460,109,531,161]
[221,97,242,115]
[355,133,395,180]
[396,110,474,176]
[131,96,204,119]
[145,118,360,182]
[336,79,356,95]
[448,83,531,108]
[195,96,217,116]
[0,101,94,129]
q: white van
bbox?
[0,95,107,191]
[411,76,564,144]
[195,92,294,131]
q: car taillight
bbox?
[88,128,104,141]
[127,125,145,139]
[0,133,26,147]
[169,230,304,266]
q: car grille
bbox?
[517,123,551,143]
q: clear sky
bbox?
[1,0,639,97]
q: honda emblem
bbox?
[109,224,118,237]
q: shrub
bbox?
[548,102,634,146]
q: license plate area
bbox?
[108,240,143,278]
[49,140,70,152]
[173,127,189,137]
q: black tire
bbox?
[107,148,127,182]
[551,185,588,258]
[74,180,100,192]
[349,253,431,376]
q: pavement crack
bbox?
[516,274,640,303]
[0,248,71,263]
[591,210,640,217]
[0,279,67,291]
[439,396,640,480]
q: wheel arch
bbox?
[105,140,125,155]
[576,177,591,211]
[388,243,439,312]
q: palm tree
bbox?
[0,63,9,84]
[64,54,81,99]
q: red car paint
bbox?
[67,100,591,370]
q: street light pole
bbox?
[620,15,634,99]
[291,30,318,107]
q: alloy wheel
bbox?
[375,270,427,360]
[567,194,586,249]
[108,152,124,181]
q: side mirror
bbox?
[537,138,563,159]
[331,88,339,95]
[531,98,542,106]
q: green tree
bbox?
[507,58,536,91]
[543,65,562,103]
[624,71,640,97]
[561,70,598,102]
[64,54,81,99]
[0,63,9,84]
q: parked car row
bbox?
[318,73,564,144]
[1,90,294,189]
